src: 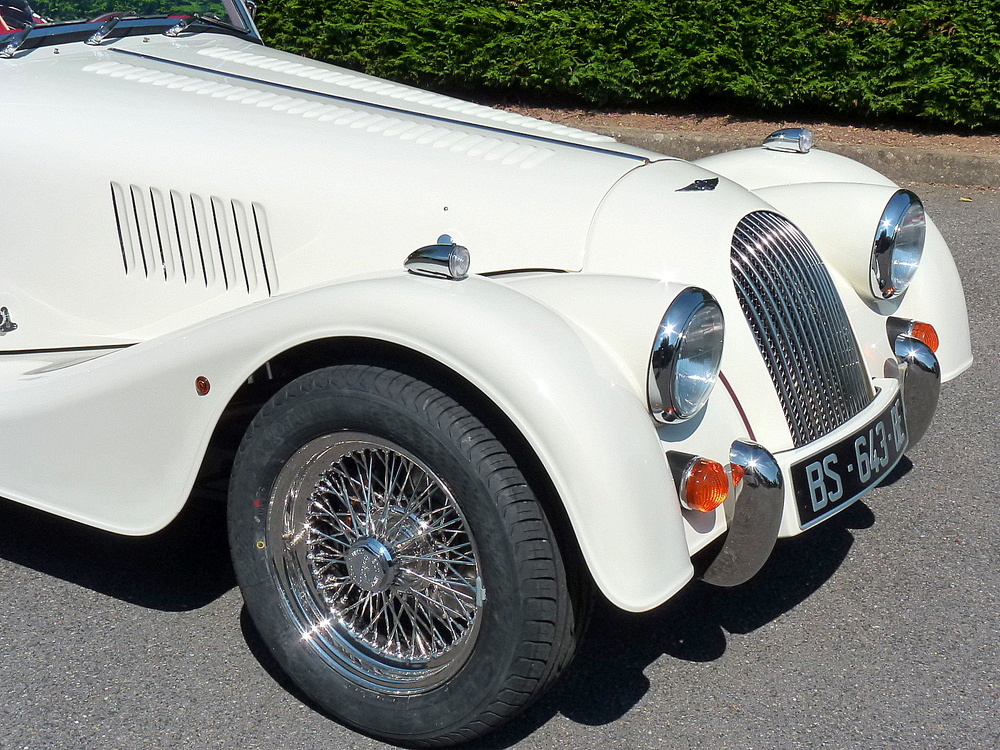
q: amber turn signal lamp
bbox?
[908,321,939,353]
[681,458,729,513]
[888,317,939,354]
[730,462,745,488]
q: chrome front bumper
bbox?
[701,337,941,587]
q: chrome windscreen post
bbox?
[87,14,129,46]
[0,21,35,58]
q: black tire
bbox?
[228,365,585,746]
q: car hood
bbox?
[0,34,754,350]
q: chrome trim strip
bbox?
[702,440,784,587]
[893,335,940,446]
[0,344,133,355]
[109,49,650,164]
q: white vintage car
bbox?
[0,1,972,745]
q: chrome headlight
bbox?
[648,288,725,423]
[871,190,925,299]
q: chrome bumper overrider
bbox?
[702,440,784,587]
[893,335,940,446]
[700,337,941,587]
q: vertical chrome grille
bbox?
[731,211,872,446]
[111,182,277,295]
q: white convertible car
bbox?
[0,1,972,745]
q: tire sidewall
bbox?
[229,370,536,742]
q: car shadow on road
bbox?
[471,500,878,749]
[234,498,881,749]
[0,486,235,611]
[0,460,905,746]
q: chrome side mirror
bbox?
[405,236,471,281]
[762,127,813,154]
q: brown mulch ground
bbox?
[506,106,1000,157]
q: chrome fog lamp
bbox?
[648,288,725,423]
[871,190,925,299]
[762,128,813,153]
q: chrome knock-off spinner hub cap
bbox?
[345,538,395,592]
[266,432,484,693]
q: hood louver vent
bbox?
[87,61,557,170]
[195,46,615,145]
[110,182,276,295]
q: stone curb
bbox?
[590,126,1000,188]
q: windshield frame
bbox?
[0,1,260,46]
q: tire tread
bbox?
[232,364,586,747]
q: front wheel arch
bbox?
[198,336,592,596]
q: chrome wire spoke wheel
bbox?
[266,432,484,693]
[230,365,583,744]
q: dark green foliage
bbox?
[253,1,1000,128]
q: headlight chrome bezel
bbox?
[648,287,725,424]
[870,189,926,300]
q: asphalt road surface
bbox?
[1,184,997,750]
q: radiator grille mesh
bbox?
[731,211,872,446]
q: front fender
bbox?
[694,146,897,190]
[0,272,693,611]
[751,182,973,382]
[693,148,972,382]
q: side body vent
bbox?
[731,211,873,447]
[110,182,277,295]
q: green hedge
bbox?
[256,1,1000,128]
